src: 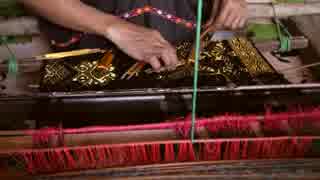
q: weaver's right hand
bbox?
[105,20,179,72]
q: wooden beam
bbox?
[0,128,180,151]
[40,159,320,180]
[249,3,320,18]
[253,36,309,52]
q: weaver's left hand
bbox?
[206,0,248,30]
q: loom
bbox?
[1,0,320,179]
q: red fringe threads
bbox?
[15,137,318,174]
[17,107,320,174]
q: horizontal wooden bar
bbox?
[253,36,309,52]
[41,159,320,180]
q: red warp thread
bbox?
[153,144,161,163]
[206,115,259,137]
[230,141,241,160]
[177,143,196,162]
[175,114,193,139]
[32,128,57,147]
[203,142,222,161]
[263,108,320,136]
[28,107,320,148]
[14,137,318,174]
[241,141,249,159]
[165,143,175,162]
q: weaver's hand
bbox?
[206,0,248,30]
[105,20,178,72]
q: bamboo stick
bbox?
[253,36,309,52]
[2,107,320,151]
[0,111,315,152]
[0,128,180,151]
[249,3,320,18]
[0,118,266,151]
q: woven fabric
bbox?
[40,38,286,92]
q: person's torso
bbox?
[41,0,199,50]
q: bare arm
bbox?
[206,0,248,30]
[19,0,118,36]
[19,0,178,71]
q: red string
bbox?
[165,143,175,162]
[38,151,50,172]
[64,149,76,170]
[16,137,317,174]
[75,148,89,170]
[95,147,105,167]
[247,141,259,160]
[241,141,248,159]
[105,147,113,166]
[151,144,161,163]
[87,147,97,169]
[296,138,313,157]
[56,150,67,170]
[138,145,149,164]
[114,146,128,165]
[269,139,279,158]
[175,114,193,139]
[32,128,57,147]
[230,141,241,160]
[22,153,34,173]
[203,142,221,161]
[223,141,230,160]
[206,115,259,137]
[177,143,196,162]
[19,107,320,174]
[177,143,187,161]
[27,107,320,149]
[46,151,57,171]
[188,143,196,161]
[129,145,138,165]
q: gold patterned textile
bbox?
[40,38,284,92]
[71,61,116,87]
[228,37,274,76]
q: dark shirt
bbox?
[41,0,212,51]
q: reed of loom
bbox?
[0,107,320,175]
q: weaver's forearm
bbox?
[19,0,119,37]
